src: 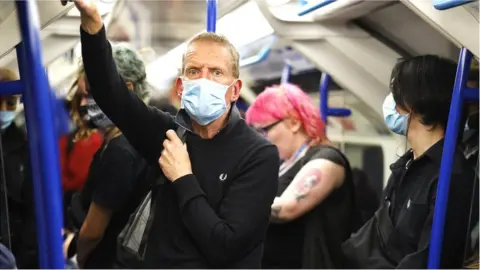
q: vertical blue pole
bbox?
[319,72,330,125]
[16,44,48,269]
[281,63,292,84]
[427,48,472,269]
[206,0,217,32]
[14,0,64,268]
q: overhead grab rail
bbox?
[319,73,352,129]
[0,0,65,268]
[298,0,336,16]
[281,61,292,84]
[433,0,475,10]
[428,48,479,269]
[240,45,272,68]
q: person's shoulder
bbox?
[102,135,136,159]
[308,145,347,166]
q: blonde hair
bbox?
[182,32,240,78]
[0,68,19,82]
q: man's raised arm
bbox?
[74,0,175,163]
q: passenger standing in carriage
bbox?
[70,0,279,268]
[72,44,153,269]
[246,83,356,269]
[0,68,38,269]
[60,66,103,231]
[342,55,476,269]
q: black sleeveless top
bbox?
[262,145,355,269]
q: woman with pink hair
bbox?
[246,83,356,269]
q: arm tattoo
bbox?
[293,169,321,202]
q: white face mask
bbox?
[181,78,235,126]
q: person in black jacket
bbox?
[342,55,476,269]
[69,0,279,268]
[0,68,38,269]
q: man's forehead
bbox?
[184,41,232,63]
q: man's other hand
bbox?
[159,130,192,182]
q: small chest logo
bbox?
[406,199,411,209]
[219,174,228,181]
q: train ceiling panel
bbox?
[401,0,479,57]
[107,0,248,55]
[357,2,460,59]
[0,0,76,61]
[0,2,15,23]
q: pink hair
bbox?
[246,83,327,145]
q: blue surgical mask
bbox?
[0,111,16,130]
[181,78,234,126]
[382,93,409,136]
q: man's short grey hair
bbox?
[112,43,149,100]
[182,32,240,78]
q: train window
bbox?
[342,143,384,202]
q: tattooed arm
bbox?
[270,159,345,223]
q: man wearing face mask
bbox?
[342,55,476,269]
[0,68,38,269]
[69,0,279,268]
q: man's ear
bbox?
[175,77,184,97]
[230,79,242,102]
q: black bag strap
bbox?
[176,126,187,143]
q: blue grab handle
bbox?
[319,73,351,130]
[298,0,336,16]
[328,108,352,117]
[0,80,24,96]
[281,63,292,84]
[206,0,217,32]
[433,0,474,10]
[240,47,271,67]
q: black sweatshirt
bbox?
[80,26,279,268]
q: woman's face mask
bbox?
[382,93,409,136]
[85,97,114,130]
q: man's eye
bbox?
[188,69,198,75]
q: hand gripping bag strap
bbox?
[116,126,187,268]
